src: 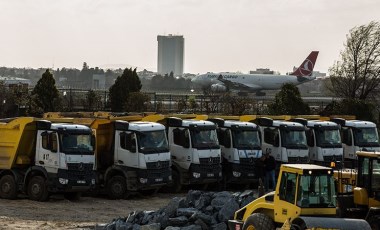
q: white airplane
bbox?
[191,51,319,96]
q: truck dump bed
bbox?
[0,117,37,169]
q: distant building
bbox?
[157,34,184,76]
[92,74,106,89]
[0,76,31,91]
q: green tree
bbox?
[31,69,60,114]
[124,92,150,112]
[328,21,380,100]
[0,81,8,118]
[321,99,375,122]
[109,68,142,112]
[268,83,310,115]
[85,90,101,111]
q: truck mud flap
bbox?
[292,216,371,230]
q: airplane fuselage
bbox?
[192,72,314,92]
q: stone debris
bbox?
[101,190,256,230]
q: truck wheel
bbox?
[107,176,127,199]
[64,192,82,201]
[0,175,17,199]
[28,176,49,201]
[243,213,275,230]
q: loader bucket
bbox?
[291,216,371,230]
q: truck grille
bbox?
[146,161,170,170]
[196,157,221,173]
[287,157,309,163]
[67,163,94,178]
[199,157,220,165]
[323,155,343,163]
[239,158,257,172]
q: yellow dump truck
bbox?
[90,118,172,199]
[43,115,172,199]
[0,117,96,201]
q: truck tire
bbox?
[28,176,49,202]
[107,176,127,200]
[64,192,82,201]
[242,213,275,230]
[0,175,17,199]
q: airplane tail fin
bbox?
[290,51,319,77]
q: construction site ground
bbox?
[0,193,180,230]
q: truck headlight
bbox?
[139,178,148,184]
[193,172,201,178]
[233,171,241,177]
[59,178,69,185]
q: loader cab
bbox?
[356,152,380,204]
[274,164,337,223]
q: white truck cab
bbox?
[165,117,222,192]
[209,118,262,186]
[292,119,343,166]
[331,118,380,167]
[257,117,309,165]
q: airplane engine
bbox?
[211,83,227,92]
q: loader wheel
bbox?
[28,176,49,201]
[107,176,127,199]
[368,216,380,230]
[0,175,17,199]
[243,213,275,230]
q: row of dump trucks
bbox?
[0,114,378,201]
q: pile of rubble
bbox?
[101,190,256,230]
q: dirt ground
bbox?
[0,193,184,230]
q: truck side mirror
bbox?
[274,135,280,147]
[128,133,137,153]
[224,130,231,148]
[342,129,352,146]
[91,135,96,151]
[180,129,190,148]
[49,132,58,153]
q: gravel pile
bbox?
[100,190,257,230]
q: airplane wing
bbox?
[217,75,262,92]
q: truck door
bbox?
[170,128,192,170]
[37,131,60,173]
[342,128,355,160]
[262,127,280,161]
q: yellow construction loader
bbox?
[335,151,380,229]
[228,164,371,230]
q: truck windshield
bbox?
[137,130,169,154]
[315,128,342,148]
[281,130,308,149]
[60,133,93,155]
[297,174,336,208]
[353,127,380,147]
[232,130,261,149]
[191,129,220,149]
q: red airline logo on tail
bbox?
[290,51,319,77]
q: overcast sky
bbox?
[0,0,379,75]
